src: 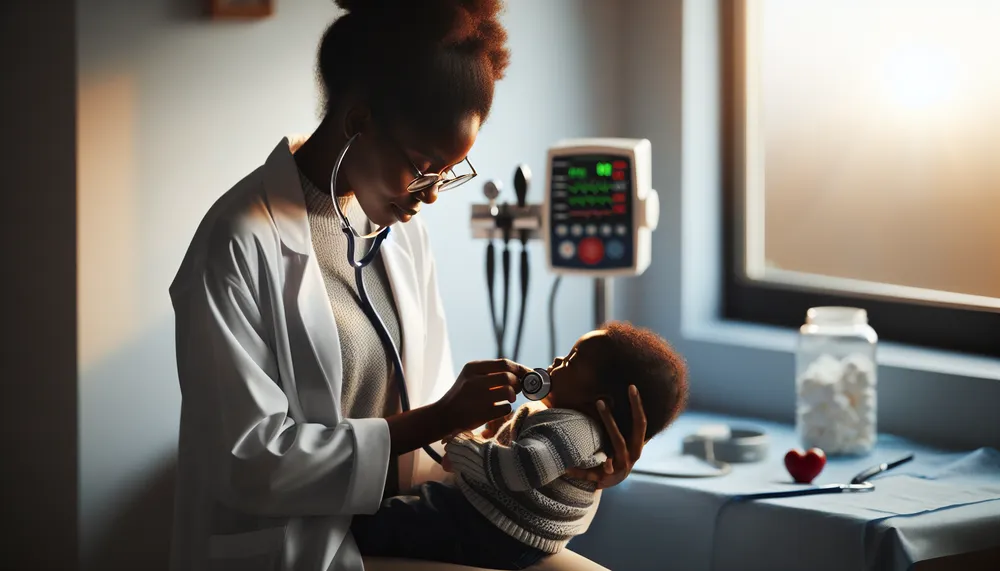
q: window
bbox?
[722,0,1000,357]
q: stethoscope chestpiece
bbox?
[521,368,551,401]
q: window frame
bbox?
[720,0,1000,358]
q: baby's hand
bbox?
[481,412,514,439]
[440,429,473,445]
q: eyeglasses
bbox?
[381,125,477,193]
[404,155,477,194]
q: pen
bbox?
[850,453,915,485]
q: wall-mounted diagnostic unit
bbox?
[544,138,659,277]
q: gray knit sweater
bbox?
[300,170,402,495]
[445,402,609,553]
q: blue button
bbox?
[606,240,625,260]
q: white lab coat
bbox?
[169,137,454,571]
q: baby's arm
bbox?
[445,410,603,492]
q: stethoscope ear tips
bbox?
[521,368,551,401]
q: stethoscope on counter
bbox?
[330,134,551,465]
[633,422,914,499]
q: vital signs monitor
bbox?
[543,138,659,276]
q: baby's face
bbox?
[542,329,607,413]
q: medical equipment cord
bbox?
[548,276,562,362]
[500,228,511,358]
[486,239,503,358]
[331,133,442,464]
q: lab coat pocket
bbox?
[208,526,286,571]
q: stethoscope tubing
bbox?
[330,133,443,464]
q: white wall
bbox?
[76,1,622,568]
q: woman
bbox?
[168,1,648,570]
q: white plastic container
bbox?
[795,307,878,456]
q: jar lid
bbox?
[806,306,869,326]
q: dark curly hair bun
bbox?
[321,0,510,131]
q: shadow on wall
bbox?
[89,457,176,571]
[169,0,203,21]
[79,317,180,571]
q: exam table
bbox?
[568,410,1000,571]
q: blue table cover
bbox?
[569,411,1000,571]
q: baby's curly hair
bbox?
[320,0,510,134]
[595,322,689,443]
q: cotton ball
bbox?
[801,401,840,436]
[805,354,846,384]
[799,376,839,407]
[843,353,876,376]
[798,354,845,406]
[831,394,860,425]
[852,388,876,416]
[798,353,879,453]
[841,353,876,397]
[804,423,839,451]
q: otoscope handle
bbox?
[513,164,530,207]
[512,248,530,362]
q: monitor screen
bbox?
[549,154,634,269]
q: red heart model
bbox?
[784,448,826,483]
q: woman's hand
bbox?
[565,385,647,489]
[436,359,528,434]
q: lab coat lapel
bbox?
[263,137,343,423]
[291,253,344,422]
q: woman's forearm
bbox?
[385,401,453,456]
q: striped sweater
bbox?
[444,402,608,553]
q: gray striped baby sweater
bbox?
[445,402,608,553]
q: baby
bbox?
[351,321,689,570]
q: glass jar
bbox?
[795,306,878,456]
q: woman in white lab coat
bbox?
[168,1,648,570]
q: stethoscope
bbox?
[329,133,443,464]
[330,135,551,464]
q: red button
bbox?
[578,237,604,265]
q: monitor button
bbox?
[615,224,629,236]
[578,237,605,265]
[571,224,584,237]
[601,224,613,236]
[606,240,625,260]
[558,240,576,260]
[555,224,568,237]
